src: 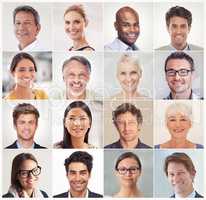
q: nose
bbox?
[73,118,81,126]
[174,72,181,80]
[74,173,81,180]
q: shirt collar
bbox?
[16,140,35,148]
[18,39,38,51]
[169,43,190,51]
[68,189,89,198]
[115,38,138,51]
[175,189,196,198]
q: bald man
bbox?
[105,6,140,51]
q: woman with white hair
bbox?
[111,54,148,100]
[155,102,203,149]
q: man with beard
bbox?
[53,151,103,198]
[164,152,203,198]
[5,103,46,149]
[104,6,140,51]
[164,52,202,99]
[157,6,203,51]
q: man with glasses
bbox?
[53,151,103,198]
[104,103,151,149]
[164,52,202,99]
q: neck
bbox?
[176,186,194,197]
[19,38,36,50]
[171,89,192,99]
[120,137,139,149]
[17,139,34,148]
[71,137,87,149]
[116,185,142,197]
[66,90,86,100]
[172,42,187,51]
[169,138,193,148]
[13,84,34,99]
[121,90,141,98]
[70,189,87,197]
[72,37,88,50]
[24,188,34,197]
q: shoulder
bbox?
[188,44,203,50]
[154,144,160,149]
[196,144,204,149]
[34,142,47,149]
[138,141,152,149]
[5,141,17,149]
[88,190,103,198]
[40,190,49,197]
[82,46,95,51]
[34,89,48,99]
[195,191,204,198]
[104,141,120,149]
[53,192,68,198]
[4,91,16,100]
[88,144,97,149]
[155,45,171,50]
[2,192,14,198]
[53,141,63,149]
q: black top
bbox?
[5,140,46,149]
[104,139,152,149]
[69,46,95,51]
[3,190,48,198]
[53,190,103,198]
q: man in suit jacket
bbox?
[164,152,203,198]
[5,103,46,149]
[156,6,203,51]
[53,151,103,198]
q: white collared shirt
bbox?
[68,189,89,198]
[175,189,196,198]
[16,140,35,149]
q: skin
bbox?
[165,58,194,99]
[67,162,91,197]
[117,62,141,97]
[167,162,195,197]
[63,60,90,99]
[167,16,191,50]
[115,10,140,46]
[64,107,91,148]
[15,114,38,148]
[17,159,39,197]
[115,111,141,148]
[14,11,41,50]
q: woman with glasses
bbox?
[54,101,96,148]
[113,152,143,197]
[3,153,48,198]
[155,103,203,149]
[4,52,48,100]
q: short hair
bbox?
[62,56,91,73]
[11,153,38,197]
[164,51,194,71]
[10,52,37,73]
[165,103,192,122]
[13,5,40,25]
[166,6,192,27]
[117,54,142,75]
[64,4,87,22]
[164,152,196,176]
[113,103,143,126]
[13,103,39,126]
[116,6,139,22]
[115,152,142,171]
[64,151,93,173]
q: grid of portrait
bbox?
[1,1,205,199]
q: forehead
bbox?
[16,113,37,121]
[64,11,84,21]
[167,161,189,172]
[118,10,139,23]
[20,159,37,169]
[118,62,139,73]
[68,162,88,171]
[66,107,88,117]
[166,58,191,70]
[15,11,35,22]
[117,111,136,120]
[16,58,35,68]
[63,60,89,74]
[118,157,138,167]
[169,16,189,25]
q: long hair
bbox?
[11,153,38,197]
[62,101,92,148]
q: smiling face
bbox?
[63,60,90,99]
[115,10,140,46]
[64,107,91,141]
[116,157,141,187]
[115,111,140,143]
[14,11,40,49]
[15,113,37,142]
[17,159,39,191]
[166,112,191,140]
[167,162,195,196]
[117,62,141,94]
[165,58,193,97]
[12,58,36,88]
[67,162,90,196]
[167,16,190,50]
[64,10,87,41]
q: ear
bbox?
[85,19,88,27]
[36,24,41,35]
[114,21,118,31]
[188,25,191,33]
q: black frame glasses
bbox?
[117,166,140,175]
[165,69,193,77]
[18,166,41,178]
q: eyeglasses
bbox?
[165,69,193,77]
[18,166,41,178]
[117,166,140,175]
